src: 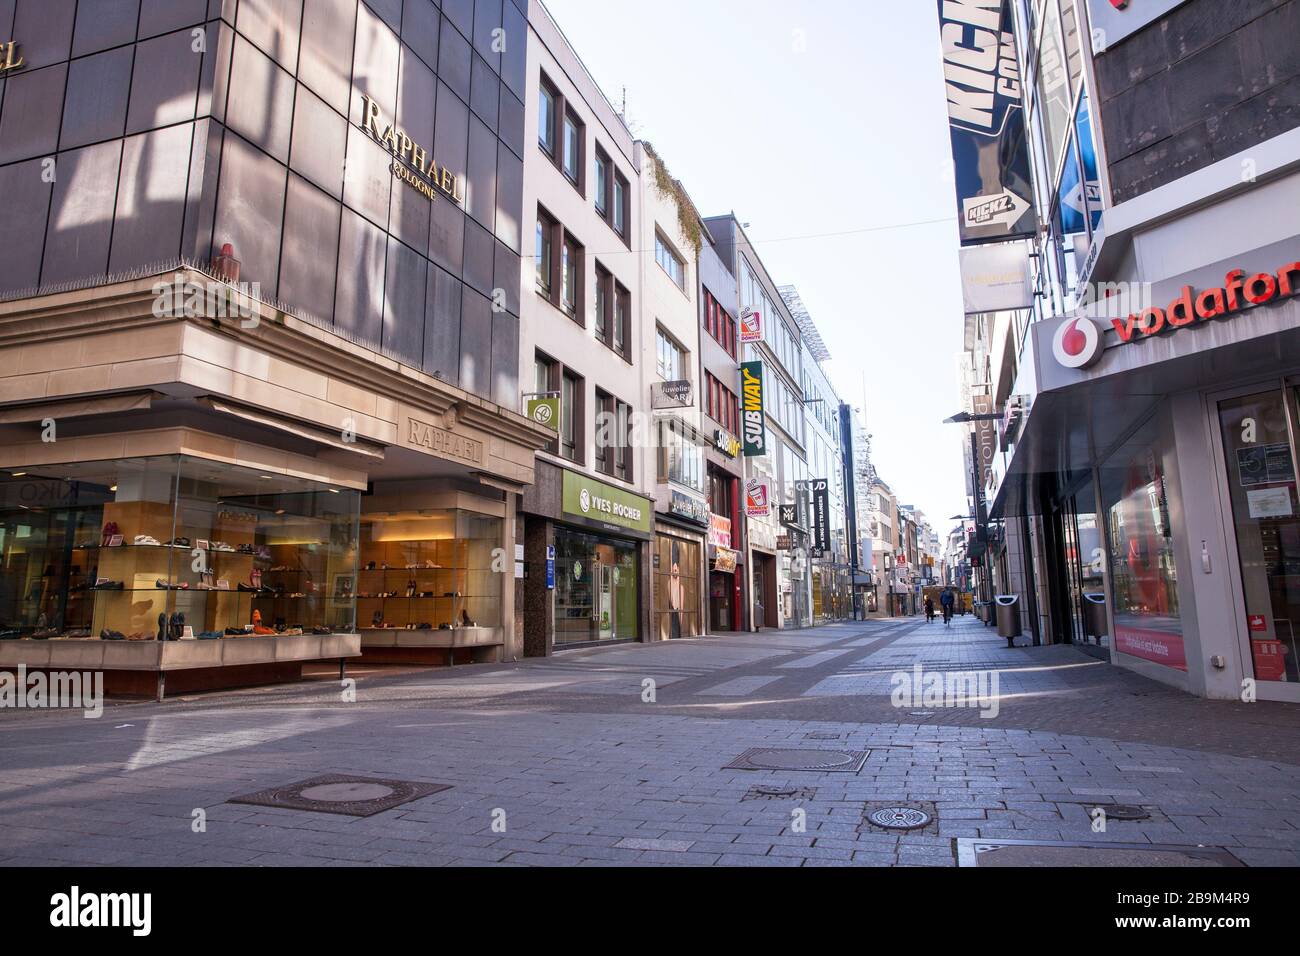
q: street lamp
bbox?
[944,410,998,626]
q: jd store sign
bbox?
[562,472,652,534]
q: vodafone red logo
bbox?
[1052,317,1105,369]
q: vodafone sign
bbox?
[1052,316,1106,369]
[1051,262,1300,369]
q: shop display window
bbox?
[357,511,503,632]
[653,534,700,639]
[554,528,638,645]
[0,456,359,642]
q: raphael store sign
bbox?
[359,94,463,204]
[562,472,652,534]
[407,416,483,465]
[0,41,23,74]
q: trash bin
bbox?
[995,594,1021,646]
[1083,592,1108,639]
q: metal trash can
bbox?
[995,594,1021,643]
[1083,592,1108,638]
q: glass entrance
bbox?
[1217,389,1300,683]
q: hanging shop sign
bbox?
[713,548,738,574]
[707,513,732,549]
[745,478,770,518]
[651,380,693,409]
[740,306,763,342]
[959,241,1032,314]
[1051,262,1300,369]
[359,94,463,204]
[740,362,767,456]
[524,392,560,431]
[809,479,831,552]
[714,429,740,458]
[937,0,1035,245]
[562,472,652,534]
[0,40,23,74]
[669,490,709,527]
[546,546,556,590]
[779,504,800,530]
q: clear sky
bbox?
[543,0,970,531]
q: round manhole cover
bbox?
[748,748,859,770]
[298,782,396,802]
[1097,804,1151,821]
[868,806,933,830]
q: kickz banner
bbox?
[937,0,1036,245]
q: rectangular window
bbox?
[595,390,631,481]
[658,419,704,492]
[594,148,610,217]
[538,78,557,157]
[656,328,684,380]
[536,209,555,296]
[703,288,736,358]
[614,282,629,357]
[656,233,685,288]
[706,372,739,436]
[594,262,610,342]
[535,352,558,456]
[561,370,582,464]
[613,172,627,238]
[562,109,582,185]
[561,237,579,316]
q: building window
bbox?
[561,235,581,317]
[614,282,629,357]
[562,109,583,186]
[538,78,558,157]
[658,419,704,492]
[613,172,628,238]
[561,370,582,464]
[656,327,684,381]
[703,288,736,358]
[536,209,555,296]
[656,233,685,289]
[594,262,610,342]
[594,148,610,217]
[595,390,632,481]
[706,372,739,436]
[535,352,558,456]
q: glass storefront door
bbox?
[553,527,639,646]
[1217,389,1300,684]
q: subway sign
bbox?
[740,361,766,457]
[1053,262,1300,369]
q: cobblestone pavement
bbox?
[2,616,1299,867]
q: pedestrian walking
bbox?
[924,597,935,622]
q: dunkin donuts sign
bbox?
[1052,262,1300,369]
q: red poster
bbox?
[1251,640,1287,681]
[1248,614,1268,632]
[1115,625,1188,671]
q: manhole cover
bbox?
[725,747,869,772]
[867,806,933,830]
[1093,804,1152,821]
[804,732,841,740]
[908,711,936,717]
[229,774,452,817]
[743,785,818,801]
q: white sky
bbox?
[543,0,970,529]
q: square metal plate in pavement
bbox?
[955,838,1244,867]
[229,774,452,817]
[725,747,869,772]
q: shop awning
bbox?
[201,398,386,460]
[0,391,156,423]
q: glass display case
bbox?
[0,456,359,642]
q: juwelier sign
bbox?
[0,40,22,73]
[359,94,463,204]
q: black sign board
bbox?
[809,479,830,552]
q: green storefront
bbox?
[553,472,651,645]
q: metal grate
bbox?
[725,747,868,772]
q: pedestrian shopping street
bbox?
[3,616,1297,868]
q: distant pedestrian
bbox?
[940,587,955,625]
[924,597,935,622]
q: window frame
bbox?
[655,232,686,290]
[560,368,584,465]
